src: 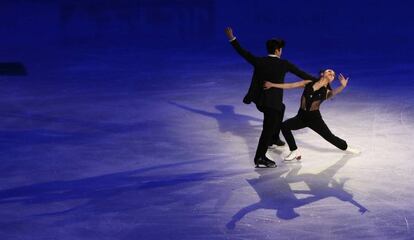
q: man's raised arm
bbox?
[225,27,257,66]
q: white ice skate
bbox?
[284,149,301,161]
[345,146,361,155]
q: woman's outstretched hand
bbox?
[338,73,349,87]
[263,81,273,90]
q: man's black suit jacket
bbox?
[230,39,316,112]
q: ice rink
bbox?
[1,43,414,239]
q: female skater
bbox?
[264,69,360,161]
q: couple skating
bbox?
[225,27,360,168]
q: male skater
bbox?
[225,27,315,168]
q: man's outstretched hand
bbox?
[225,27,235,40]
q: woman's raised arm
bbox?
[327,73,348,99]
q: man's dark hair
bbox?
[266,39,285,54]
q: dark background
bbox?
[1,0,412,62]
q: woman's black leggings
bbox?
[281,109,348,151]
